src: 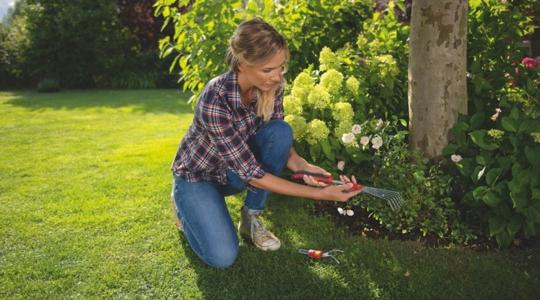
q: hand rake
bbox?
[291,172,405,210]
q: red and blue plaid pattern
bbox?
[171,71,284,185]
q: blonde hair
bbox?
[226,17,290,121]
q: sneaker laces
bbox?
[251,215,267,237]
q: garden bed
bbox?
[312,201,540,252]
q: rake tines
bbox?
[362,186,404,211]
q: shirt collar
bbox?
[224,70,257,109]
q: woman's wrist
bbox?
[287,152,308,172]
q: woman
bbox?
[171,17,361,268]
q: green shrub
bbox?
[444,0,540,248]
[155,0,372,103]
[37,78,60,93]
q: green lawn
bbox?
[1,89,539,299]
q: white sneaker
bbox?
[238,206,281,251]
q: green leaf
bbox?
[510,192,529,210]
[442,143,458,156]
[495,230,512,248]
[483,190,502,207]
[473,186,488,200]
[475,152,491,166]
[470,112,485,129]
[457,158,475,177]
[507,215,522,237]
[477,166,486,182]
[488,215,506,236]
[526,203,540,223]
[523,220,539,237]
[501,116,519,132]
[451,120,469,134]
[497,156,513,172]
[469,130,499,151]
[486,168,503,186]
[519,119,540,134]
[532,188,540,200]
[525,146,540,166]
[309,144,322,162]
[320,140,335,162]
[510,107,520,120]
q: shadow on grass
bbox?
[173,198,375,299]
[2,89,193,115]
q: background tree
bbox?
[408,0,468,158]
[0,0,31,88]
[1,0,174,89]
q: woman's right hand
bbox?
[319,183,361,202]
[318,176,362,202]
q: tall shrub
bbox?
[444,0,540,247]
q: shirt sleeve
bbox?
[271,86,284,120]
[200,97,266,183]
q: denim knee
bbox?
[264,119,293,151]
[204,244,239,268]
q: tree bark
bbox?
[408,0,468,158]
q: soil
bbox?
[312,201,540,252]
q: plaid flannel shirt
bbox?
[171,70,284,185]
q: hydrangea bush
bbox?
[285,47,473,243]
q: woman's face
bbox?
[238,49,286,92]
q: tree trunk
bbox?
[408,0,468,158]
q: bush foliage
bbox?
[444,0,540,247]
[0,0,174,89]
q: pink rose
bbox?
[522,57,540,70]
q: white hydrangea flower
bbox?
[360,136,370,146]
[337,160,345,171]
[346,76,360,95]
[346,209,354,216]
[305,119,330,145]
[451,154,463,163]
[371,135,383,149]
[341,132,355,144]
[531,133,540,143]
[351,124,362,135]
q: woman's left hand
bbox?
[299,163,332,187]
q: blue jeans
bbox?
[172,120,293,268]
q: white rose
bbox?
[351,124,362,135]
[360,136,370,146]
[371,135,383,149]
[337,160,345,171]
[341,132,355,144]
[451,154,463,163]
[490,108,502,121]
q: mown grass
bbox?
[0,89,539,299]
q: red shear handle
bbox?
[291,172,333,184]
[348,183,363,191]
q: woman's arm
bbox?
[249,173,361,202]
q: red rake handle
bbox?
[291,172,363,191]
